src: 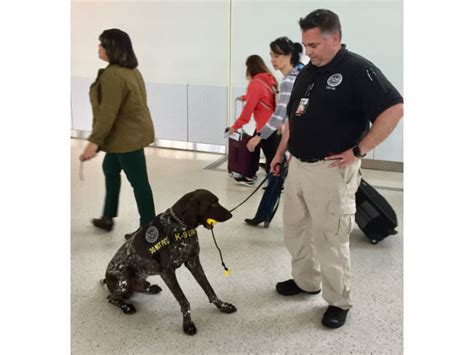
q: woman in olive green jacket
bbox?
[80,29,155,239]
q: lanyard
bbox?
[304,82,315,98]
[304,69,320,98]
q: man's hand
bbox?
[270,154,285,175]
[324,148,359,168]
[247,135,261,152]
[79,142,99,161]
[324,103,403,168]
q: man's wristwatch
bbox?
[352,145,366,158]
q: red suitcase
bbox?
[227,132,260,178]
[227,98,260,178]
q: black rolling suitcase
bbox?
[355,178,398,244]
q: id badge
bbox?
[295,98,309,116]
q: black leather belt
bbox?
[296,156,325,163]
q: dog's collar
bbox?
[169,207,188,228]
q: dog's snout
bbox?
[212,204,232,222]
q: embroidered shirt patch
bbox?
[327,73,343,87]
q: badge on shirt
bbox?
[295,98,309,116]
[326,73,343,91]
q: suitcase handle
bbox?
[233,97,246,140]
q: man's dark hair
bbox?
[99,29,138,69]
[299,9,342,38]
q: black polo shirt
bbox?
[287,44,403,160]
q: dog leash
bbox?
[228,161,288,213]
[206,171,273,277]
[229,174,269,213]
[206,219,232,277]
[209,221,231,276]
[205,174,268,278]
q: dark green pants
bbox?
[102,149,155,226]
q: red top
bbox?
[232,73,277,131]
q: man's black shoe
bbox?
[275,279,321,296]
[321,306,349,329]
[92,216,114,231]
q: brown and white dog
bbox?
[102,189,236,335]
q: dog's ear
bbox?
[182,197,199,227]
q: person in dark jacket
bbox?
[79,28,155,240]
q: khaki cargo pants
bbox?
[283,158,361,310]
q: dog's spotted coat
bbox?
[103,189,237,335]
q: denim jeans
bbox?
[253,162,287,222]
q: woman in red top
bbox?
[228,55,277,185]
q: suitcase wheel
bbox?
[370,239,379,245]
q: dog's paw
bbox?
[183,321,197,335]
[218,302,237,314]
[146,285,162,294]
[121,303,136,314]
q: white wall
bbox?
[71,0,230,150]
[71,0,403,162]
[72,0,229,85]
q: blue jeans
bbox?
[253,162,287,222]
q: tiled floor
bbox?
[71,138,403,354]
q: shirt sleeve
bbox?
[88,69,125,147]
[353,65,403,123]
[259,78,293,139]
[232,80,262,130]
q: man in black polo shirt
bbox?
[270,9,403,329]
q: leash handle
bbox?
[229,174,269,213]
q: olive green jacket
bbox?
[88,65,155,153]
